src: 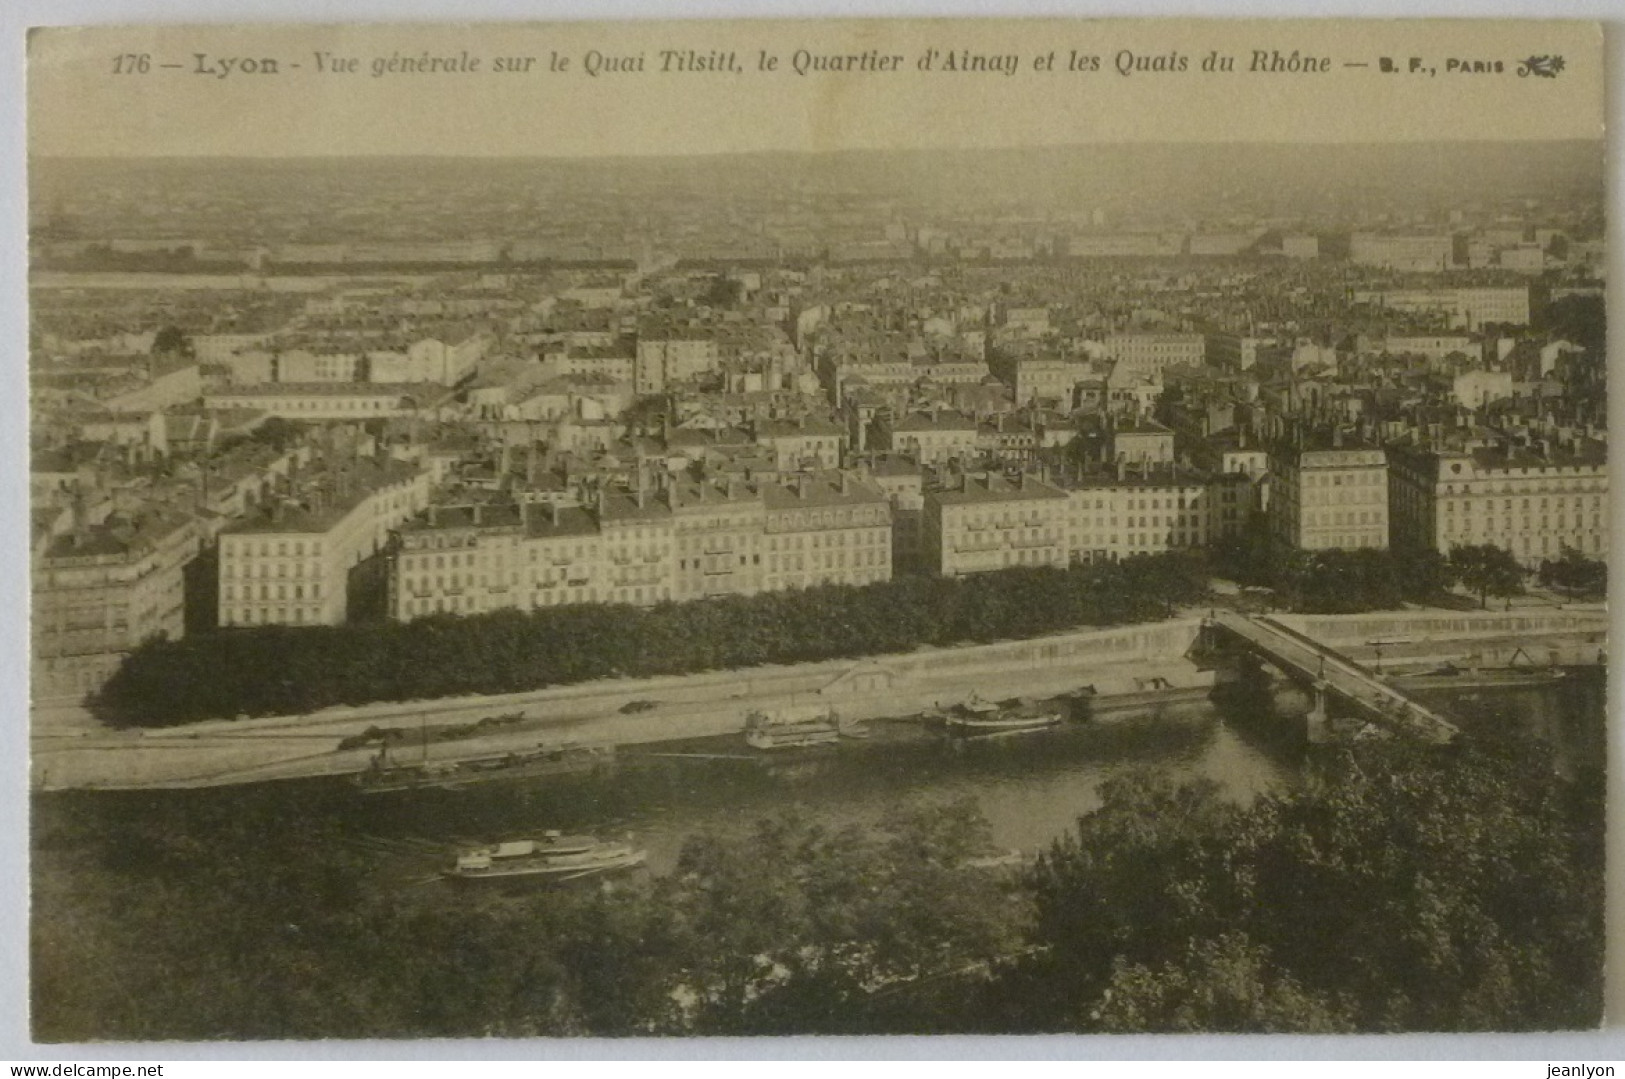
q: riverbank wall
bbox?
[1268,607,1608,671]
[32,605,1608,791]
[33,619,1211,790]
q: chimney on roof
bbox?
[797,473,808,499]
[472,502,482,526]
[549,500,559,526]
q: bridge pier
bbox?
[1305,681,1332,744]
[1203,610,1460,744]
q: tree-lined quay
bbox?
[97,554,1209,727]
[97,537,1605,730]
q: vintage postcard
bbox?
[24,18,1608,1042]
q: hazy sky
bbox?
[28,18,1604,158]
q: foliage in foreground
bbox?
[97,553,1208,726]
[1013,739,1604,1033]
[32,737,1603,1039]
[32,795,1026,1039]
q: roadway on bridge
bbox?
[1208,610,1460,742]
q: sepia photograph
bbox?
[20,16,1611,1044]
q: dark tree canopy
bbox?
[1008,741,1604,1033]
[1449,544,1526,609]
[1539,546,1606,599]
[151,325,193,357]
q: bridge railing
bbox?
[1207,612,1459,741]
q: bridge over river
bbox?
[1202,610,1461,744]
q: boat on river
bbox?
[446,831,647,882]
[1390,663,1568,691]
[355,743,615,793]
[941,696,1062,738]
[744,705,843,750]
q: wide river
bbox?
[37,669,1603,882]
[308,667,1604,876]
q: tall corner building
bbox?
[1268,434,1389,552]
[1387,435,1608,566]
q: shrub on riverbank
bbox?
[95,552,1209,727]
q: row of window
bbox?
[1442,497,1603,513]
[1075,514,1206,530]
[1436,479,1605,494]
[1303,533,1384,550]
[1305,511,1385,528]
[232,397,399,413]
[228,539,324,557]
[225,582,322,601]
[1300,488,1383,506]
[228,605,320,625]
[1300,471,1384,488]
[1442,519,1606,537]
[1071,531,1207,548]
[223,562,321,579]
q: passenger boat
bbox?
[1390,665,1568,690]
[942,696,1062,737]
[354,743,615,793]
[744,705,842,750]
[446,831,647,882]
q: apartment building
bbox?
[1110,419,1177,465]
[389,469,892,618]
[923,471,1069,577]
[1378,335,1479,362]
[670,477,765,601]
[32,508,199,701]
[393,501,602,619]
[218,457,428,627]
[1012,358,1088,406]
[635,327,719,394]
[1349,233,1455,273]
[880,410,982,466]
[203,382,457,421]
[1104,333,1206,380]
[761,472,892,592]
[1388,437,1608,565]
[1268,436,1390,552]
[1058,465,1211,564]
[754,416,846,471]
[1357,287,1530,330]
[855,453,925,573]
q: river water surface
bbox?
[318,668,1603,875]
[36,670,1604,883]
